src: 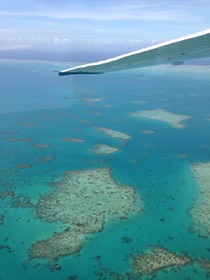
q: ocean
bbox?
[0,59,210,280]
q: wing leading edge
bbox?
[59,29,210,76]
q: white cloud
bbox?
[63,38,69,42]
[0,1,209,52]
[0,44,32,51]
[0,3,200,22]
[53,37,60,42]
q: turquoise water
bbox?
[0,59,210,279]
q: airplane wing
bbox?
[59,29,210,76]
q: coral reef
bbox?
[29,228,85,260]
[94,127,130,140]
[132,246,192,277]
[93,144,119,154]
[18,123,38,127]
[30,168,142,260]
[189,162,210,237]
[16,164,32,169]
[79,97,103,105]
[140,130,156,134]
[33,143,51,149]
[61,137,85,143]
[131,109,190,128]
[41,156,55,162]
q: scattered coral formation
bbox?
[93,144,119,154]
[132,246,192,277]
[189,162,210,237]
[0,214,5,224]
[176,153,188,159]
[43,117,57,121]
[5,137,32,143]
[95,268,131,280]
[131,109,190,128]
[121,236,133,244]
[140,130,156,134]
[16,164,32,169]
[199,259,210,274]
[132,100,147,104]
[18,123,38,127]
[30,168,142,260]
[10,195,34,208]
[0,190,34,209]
[6,137,19,142]
[94,127,130,140]
[61,137,85,143]
[33,143,51,149]
[41,156,55,162]
[80,98,103,105]
[0,190,15,199]
[92,112,101,116]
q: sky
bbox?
[1,0,210,61]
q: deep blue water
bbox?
[0,59,210,279]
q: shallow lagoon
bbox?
[0,60,210,279]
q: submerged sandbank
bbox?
[189,162,210,237]
[131,109,190,128]
[30,168,142,260]
[94,127,131,140]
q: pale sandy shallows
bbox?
[131,109,190,129]
[189,162,210,237]
[29,168,142,260]
[93,144,119,154]
[94,127,131,140]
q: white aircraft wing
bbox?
[59,29,210,76]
